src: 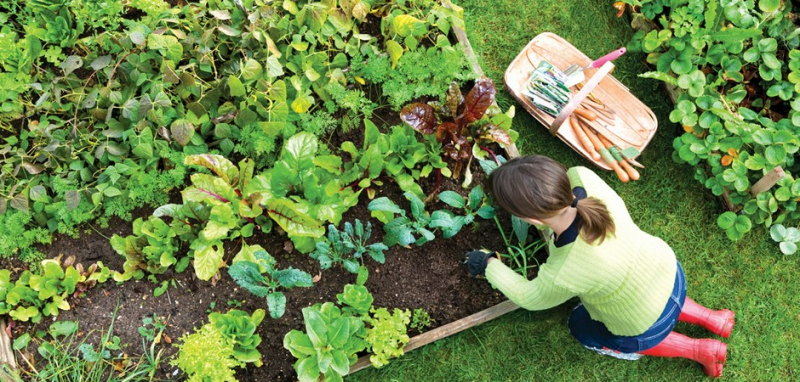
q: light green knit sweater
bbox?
[485,166,677,336]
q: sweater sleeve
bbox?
[484,258,576,311]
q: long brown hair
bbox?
[488,155,615,244]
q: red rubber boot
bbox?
[638,332,727,378]
[679,297,735,338]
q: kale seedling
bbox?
[368,191,435,247]
[311,219,389,274]
[228,244,313,318]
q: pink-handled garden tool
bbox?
[563,47,627,87]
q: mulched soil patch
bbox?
[7,156,545,381]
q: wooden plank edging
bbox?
[349,300,520,374]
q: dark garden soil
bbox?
[5,153,545,381]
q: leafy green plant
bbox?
[0,257,109,323]
[228,244,313,319]
[368,191,436,247]
[311,219,389,274]
[769,223,800,255]
[430,186,496,238]
[110,215,186,281]
[283,301,368,382]
[336,283,374,317]
[145,153,270,281]
[256,132,361,253]
[382,124,450,200]
[364,307,411,369]
[409,308,435,333]
[350,45,476,110]
[171,323,241,382]
[209,309,266,366]
[717,211,753,241]
[400,78,517,185]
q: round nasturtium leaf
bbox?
[765,145,787,165]
[717,211,737,229]
[734,215,752,233]
[780,241,797,255]
[759,0,781,13]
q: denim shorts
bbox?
[567,261,686,353]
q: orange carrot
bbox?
[570,116,600,161]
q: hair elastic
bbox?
[571,198,579,208]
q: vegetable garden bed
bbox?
[5,169,521,381]
[0,0,542,380]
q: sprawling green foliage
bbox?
[626,0,800,240]
[0,0,468,259]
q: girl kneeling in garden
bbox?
[466,155,735,378]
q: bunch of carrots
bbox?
[568,109,640,183]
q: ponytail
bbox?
[490,155,615,246]
[574,197,615,245]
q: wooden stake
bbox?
[0,318,16,381]
[751,166,784,196]
[349,300,521,374]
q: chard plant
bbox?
[147,154,268,281]
[0,256,110,323]
[228,244,313,319]
[311,219,389,274]
[256,132,361,253]
[400,78,517,187]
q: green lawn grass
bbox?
[349,0,800,380]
